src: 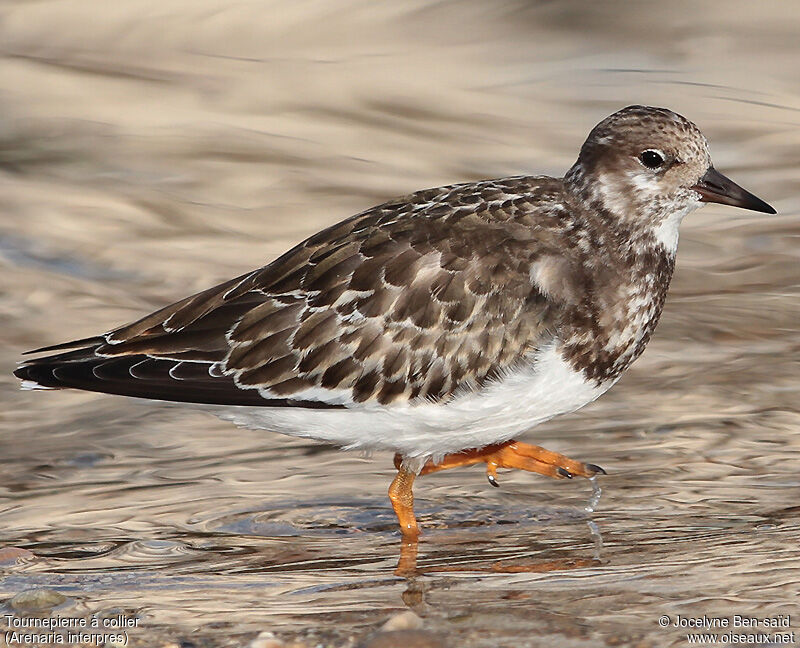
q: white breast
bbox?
[214,342,614,463]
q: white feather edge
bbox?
[19,379,55,391]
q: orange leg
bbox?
[388,440,604,535]
[418,440,605,482]
[389,441,604,574]
[420,441,606,486]
[388,467,420,540]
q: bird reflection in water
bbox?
[394,519,603,618]
[393,500,604,577]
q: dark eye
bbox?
[639,149,665,169]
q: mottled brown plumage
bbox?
[15,105,778,538]
[20,176,578,406]
[15,105,775,423]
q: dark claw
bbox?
[487,473,500,488]
[557,467,573,479]
[585,463,607,475]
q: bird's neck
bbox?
[564,164,688,258]
[564,163,699,257]
[555,190,678,384]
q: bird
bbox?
[14,105,776,539]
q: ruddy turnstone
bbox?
[15,105,775,538]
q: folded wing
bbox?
[15,178,574,408]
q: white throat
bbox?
[652,201,701,254]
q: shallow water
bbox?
[1,1,799,646]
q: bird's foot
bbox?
[388,441,604,543]
[418,440,605,487]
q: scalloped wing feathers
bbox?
[16,177,580,407]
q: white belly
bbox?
[214,343,614,462]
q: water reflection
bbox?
[393,518,604,576]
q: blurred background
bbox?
[1,1,798,647]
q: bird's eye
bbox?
[639,149,666,170]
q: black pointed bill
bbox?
[691,167,776,214]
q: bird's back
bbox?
[17,175,589,409]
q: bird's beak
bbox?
[691,167,776,214]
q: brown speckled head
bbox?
[565,105,712,233]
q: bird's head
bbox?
[565,105,775,251]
